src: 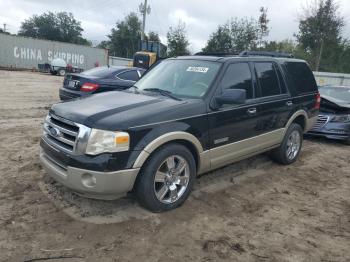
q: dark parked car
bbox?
[40,52,319,212]
[308,85,350,144]
[59,66,146,101]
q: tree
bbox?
[264,39,297,53]
[296,0,345,71]
[18,12,91,45]
[230,18,260,52]
[167,21,190,57]
[335,42,350,73]
[148,31,160,42]
[0,28,10,35]
[97,40,110,50]
[203,18,260,53]
[202,24,233,53]
[258,7,270,49]
[107,12,142,58]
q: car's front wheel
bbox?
[135,143,196,212]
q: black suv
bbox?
[40,52,319,212]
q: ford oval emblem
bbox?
[50,127,62,138]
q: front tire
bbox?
[135,143,196,212]
[58,69,66,76]
[270,123,303,165]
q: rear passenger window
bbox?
[255,62,281,97]
[275,66,288,94]
[285,62,318,94]
[117,70,139,81]
[221,63,253,99]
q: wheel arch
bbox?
[285,110,308,134]
[132,131,204,172]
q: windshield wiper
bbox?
[143,88,182,101]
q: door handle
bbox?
[247,108,257,114]
[286,101,293,107]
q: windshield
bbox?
[134,59,221,98]
[319,86,350,103]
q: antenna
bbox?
[139,0,151,41]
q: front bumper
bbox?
[40,151,140,200]
[307,116,350,141]
[307,130,349,140]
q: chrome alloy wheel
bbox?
[286,130,301,160]
[154,155,190,204]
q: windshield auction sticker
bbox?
[186,67,209,73]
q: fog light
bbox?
[81,173,97,188]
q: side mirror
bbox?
[215,89,246,106]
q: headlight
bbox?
[331,114,350,123]
[85,129,130,155]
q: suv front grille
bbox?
[43,114,79,153]
[312,115,329,130]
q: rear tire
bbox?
[270,123,303,165]
[135,143,196,212]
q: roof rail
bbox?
[194,52,238,57]
[239,51,294,58]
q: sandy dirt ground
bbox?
[0,70,349,262]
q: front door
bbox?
[208,62,262,169]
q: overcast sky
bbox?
[1,0,350,52]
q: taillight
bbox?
[80,83,99,92]
[314,92,321,109]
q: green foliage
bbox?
[202,24,233,53]
[18,12,91,46]
[0,29,10,35]
[296,0,345,71]
[335,42,350,73]
[106,12,142,58]
[263,39,297,53]
[167,22,190,57]
[147,31,160,42]
[203,17,261,53]
[97,40,110,50]
[258,7,270,48]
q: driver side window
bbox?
[221,63,253,99]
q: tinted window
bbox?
[255,62,281,97]
[275,66,287,94]
[285,62,318,94]
[221,63,253,99]
[118,70,139,81]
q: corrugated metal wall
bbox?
[0,33,108,70]
[109,56,132,67]
[314,71,350,86]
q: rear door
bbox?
[253,61,293,136]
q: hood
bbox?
[50,91,205,130]
[320,95,350,113]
